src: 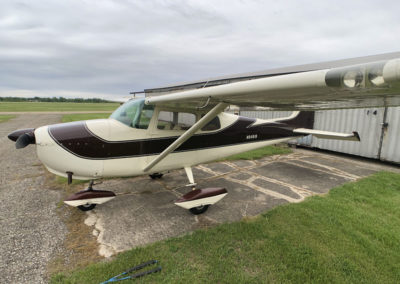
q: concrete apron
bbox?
[84,149,400,257]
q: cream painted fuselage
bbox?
[34,111,304,181]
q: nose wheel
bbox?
[77,181,97,211]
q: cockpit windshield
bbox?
[109,99,154,129]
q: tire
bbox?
[189,205,210,215]
[77,204,96,211]
[149,173,163,179]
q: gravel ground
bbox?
[0,114,66,284]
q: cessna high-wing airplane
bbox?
[8,53,400,214]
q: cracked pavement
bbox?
[84,149,400,258]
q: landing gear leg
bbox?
[184,166,209,215]
[184,166,196,189]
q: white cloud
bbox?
[0,0,399,99]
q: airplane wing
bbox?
[145,56,400,110]
[143,54,400,171]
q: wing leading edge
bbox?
[145,57,400,110]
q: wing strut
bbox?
[143,102,228,172]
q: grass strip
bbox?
[61,113,111,123]
[0,102,119,112]
[0,114,16,123]
[52,171,400,283]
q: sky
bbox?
[0,0,399,101]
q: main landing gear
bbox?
[63,167,228,214]
[174,167,228,215]
[64,180,116,211]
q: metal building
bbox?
[238,107,400,164]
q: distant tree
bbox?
[0,96,115,103]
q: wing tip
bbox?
[353,131,361,142]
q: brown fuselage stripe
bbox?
[48,112,314,160]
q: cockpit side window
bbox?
[110,99,154,129]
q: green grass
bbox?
[61,113,111,123]
[51,172,400,283]
[0,102,119,112]
[223,145,292,160]
[0,114,15,123]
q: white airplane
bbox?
[8,54,400,214]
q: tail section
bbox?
[280,111,315,129]
[293,128,360,141]
[283,111,360,142]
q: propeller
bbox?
[15,133,35,149]
[8,128,36,149]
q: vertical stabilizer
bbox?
[282,111,315,129]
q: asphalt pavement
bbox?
[0,114,66,284]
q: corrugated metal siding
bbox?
[295,135,313,146]
[237,108,400,163]
[380,107,400,162]
[311,108,384,159]
[231,108,399,163]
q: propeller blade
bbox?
[8,128,35,142]
[15,133,35,149]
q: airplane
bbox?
[7,54,400,214]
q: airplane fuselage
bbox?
[34,109,311,180]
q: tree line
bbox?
[0,96,115,103]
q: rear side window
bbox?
[157,111,196,130]
[201,116,221,131]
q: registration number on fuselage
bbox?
[246,134,258,140]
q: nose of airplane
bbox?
[8,128,36,149]
[34,121,106,180]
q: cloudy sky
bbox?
[1,0,399,101]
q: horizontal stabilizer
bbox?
[293,128,360,141]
